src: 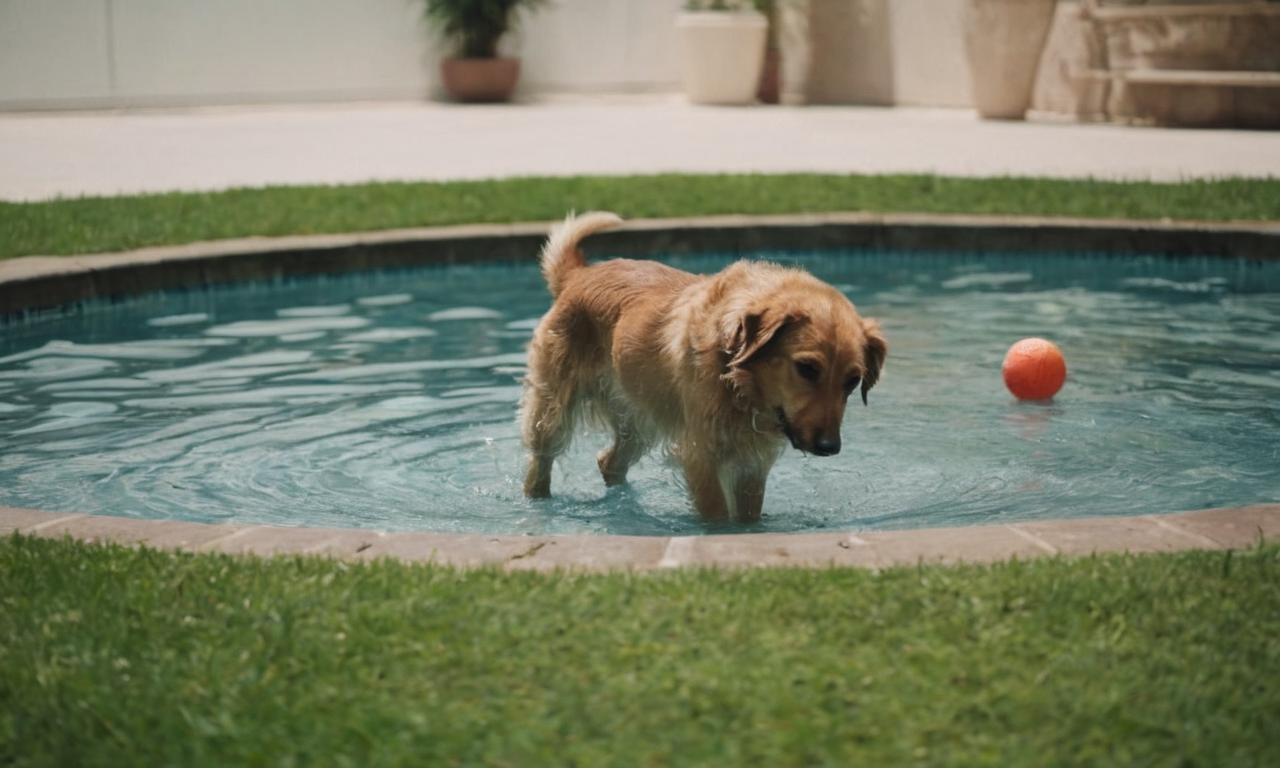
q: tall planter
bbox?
[676,11,769,105]
[963,0,1057,119]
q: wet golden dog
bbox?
[520,212,887,522]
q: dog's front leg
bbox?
[731,473,768,523]
[680,454,731,522]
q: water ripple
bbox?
[0,250,1277,536]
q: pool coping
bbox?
[2,212,1276,569]
[3,211,1279,316]
[3,504,1275,571]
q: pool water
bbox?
[2,250,1277,536]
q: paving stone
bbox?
[358,532,552,567]
[1,506,71,534]
[861,524,1050,567]
[203,525,384,558]
[1013,515,1212,556]
[297,529,389,559]
[31,514,242,549]
[504,535,669,572]
[684,532,881,568]
[1160,504,1280,548]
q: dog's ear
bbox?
[860,318,887,406]
[724,307,795,370]
[720,308,797,402]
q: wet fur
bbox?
[520,212,887,522]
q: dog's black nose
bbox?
[812,437,841,456]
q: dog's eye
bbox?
[794,361,821,382]
[843,375,861,395]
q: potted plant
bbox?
[676,1,770,105]
[423,0,548,103]
[962,0,1058,119]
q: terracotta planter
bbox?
[440,57,521,103]
[963,0,1057,119]
[676,11,768,105]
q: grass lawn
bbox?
[4,174,1278,764]
[2,534,1277,766]
[2,173,1279,260]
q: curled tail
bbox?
[540,211,624,297]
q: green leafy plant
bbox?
[422,0,548,59]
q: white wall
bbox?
[521,0,685,93]
[107,0,429,104]
[0,0,114,103]
[0,0,970,110]
[0,0,687,109]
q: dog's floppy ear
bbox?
[720,307,796,401]
[860,318,887,406]
[724,307,794,370]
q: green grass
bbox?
[4,172,1279,764]
[2,173,1279,260]
[3,535,1277,766]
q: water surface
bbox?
[2,250,1277,535]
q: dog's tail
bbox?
[540,211,623,297]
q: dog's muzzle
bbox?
[776,408,801,450]
[810,436,841,456]
[778,408,841,456]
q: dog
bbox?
[519,212,886,522]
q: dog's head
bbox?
[720,284,886,456]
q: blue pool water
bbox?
[1,250,1277,536]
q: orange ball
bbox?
[1002,338,1066,401]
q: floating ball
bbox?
[1002,338,1066,401]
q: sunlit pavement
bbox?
[2,93,1278,201]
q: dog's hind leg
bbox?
[520,325,581,498]
[597,405,649,487]
[520,383,575,498]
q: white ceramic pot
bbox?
[676,11,768,105]
[963,0,1057,120]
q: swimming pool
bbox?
[2,248,1277,535]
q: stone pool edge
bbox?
[4,212,1279,315]
[3,504,1275,572]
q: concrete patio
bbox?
[3,95,1279,202]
